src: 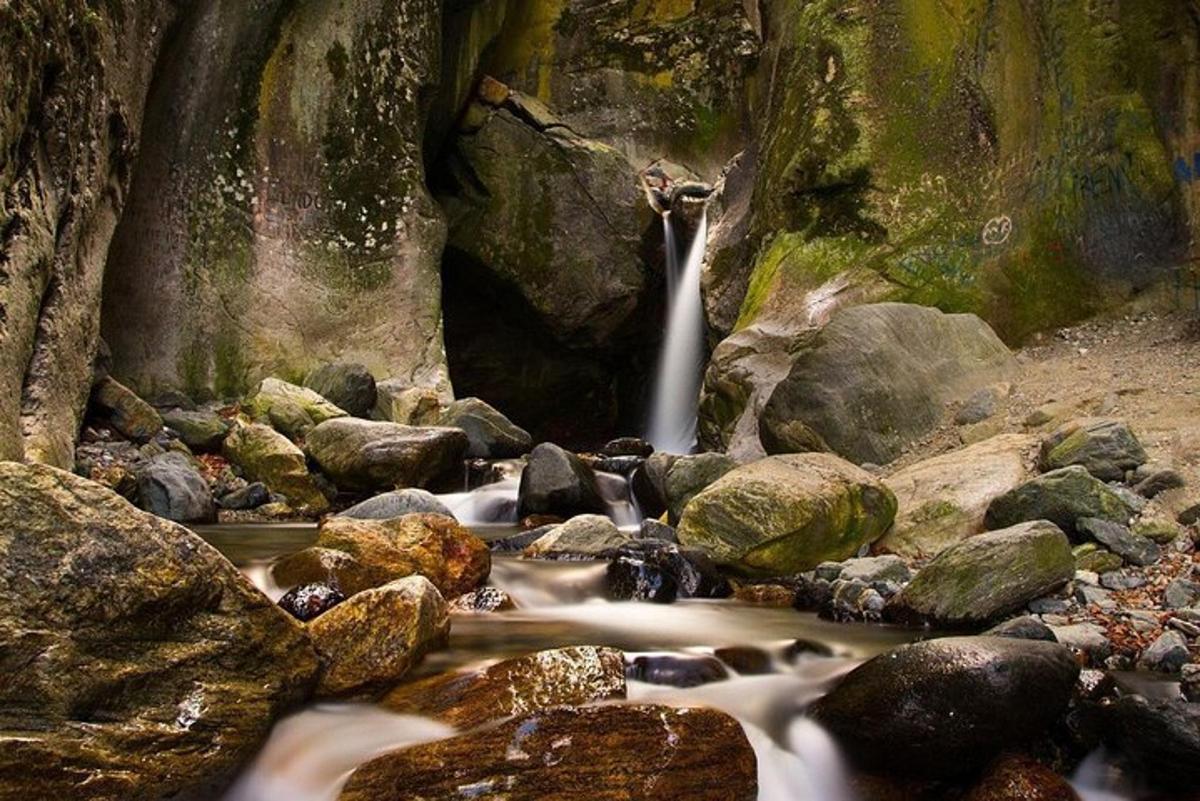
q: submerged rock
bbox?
[1038,418,1147,481]
[984,466,1133,536]
[161,407,232,452]
[0,462,319,799]
[307,418,468,492]
[887,521,1074,626]
[338,488,454,520]
[517,443,607,519]
[606,540,731,603]
[625,655,730,688]
[223,423,329,512]
[304,362,377,418]
[811,636,1079,778]
[677,453,897,576]
[338,704,757,801]
[381,646,625,727]
[308,576,449,698]
[438,397,532,458]
[759,303,1016,464]
[135,451,217,523]
[89,375,163,443]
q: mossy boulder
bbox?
[308,575,448,698]
[985,466,1134,536]
[306,418,468,492]
[677,453,897,576]
[886,521,1075,626]
[759,303,1016,465]
[223,423,329,512]
[1038,418,1148,481]
[248,378,348,438]
[0,461,319,799]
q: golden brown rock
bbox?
[964,754,1081,801]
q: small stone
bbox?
[1051,622,1112,664]
[278,583,345,621]
[1139,630,1190,673]
[1165,578,1200,610]
[1073,542,1124,574]
[1076,584,1114,609]
[713,646,775,675]
[1135,469,1185,499]
[1029,597,1074,615]
[602,437,654,457]
[1075,570,1100,585]
[837,554,912,585]
[218,481,270,510]
[636,518,678,543]
[986,615,1057,641]
[1178,502,1200,526]
[1181,664,1200,701]
[1038,418,1147,481]
[448,587,516,614]
[1077,517,1160,566]
[814,561,844,581]
[1100,569,1146,590]
[625,655,729,688]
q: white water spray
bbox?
[646,209,708,454]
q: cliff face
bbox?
[707,0,1200,343]
[100,0,452,404]
[0,1,177,466]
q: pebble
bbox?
[1139,630,1190,673]
[1100,569,1147,590]
[1164,578,1200,609]
[1168,617,1200,638]
[1029,597,1073,615]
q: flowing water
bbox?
[646,209,709,455]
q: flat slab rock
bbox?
[338,704,758,801]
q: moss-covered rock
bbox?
[985,465,1134,536]
[162,408,233,452]
[223,423,330,512]
[677,453,897,576]
[248,377,348,438]
[1038,418,1148,481]
[886,521,1075,626]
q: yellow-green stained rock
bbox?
[308,576,449,698]
[0,461,319,799]
[90,375,164,443]
[1038,418,1147,481]
[985,465,1133,535]
[223,423,329,512]
[677,453,897,576]
[247,377,347,438]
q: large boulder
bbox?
[1038,418,1147,481]
[338,705,758,801]
[663,452,739,524]
[811,637,1079,778]
[247,378,348,439]
[275,514,489,598]
[876,434,1036,559]
[517,443,607,519]
[759,304,1016,465]
[338,489,454,520]
[306,418,468,492]
[381,646,626,727]
[304,363,378,418]
[307,576,448,698]
[135,451,217,524]
[162,408,232,452]
[886,521,1075,626]
[438,397,532,458]
[0,462,319,799]
[677,453,897,576]
[222,423,329,512]
[985,466,1134,536]
[90,376,164,443]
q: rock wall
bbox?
[100,0,452,404]
[706,0,1200,345]
[0,1,177,466]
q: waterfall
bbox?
[646,209,708,454]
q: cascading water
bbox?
[646,208,709,454]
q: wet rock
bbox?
[278,582,346,622]
[1038,418,1147,481]
[637,518,679,543]
[223,423,330,512]
[517,443,606,519]
[135,451,216,524]
[630,452,674,519]
[811,636,1079,778]
[1099,696,1200,793]
[89,375,163,443]
[307,419,468,492]
[625,655,730,688]
[986,616,1057,642]
[283,515,489,598]
[760,303,1016,465]
[887,521,1074,626]
[1139,630,1190,673]
[448,587,516,614]
[338,489,455,520]
[1164,577,1200,609]
[963,753,1080,801]
[0,462,319,798]
[588,455,643,475]
[602,437,653,458]
[305,362,377,418]
[438,397,532,458]
[877,434,1036,559]
[677,453,897,576]
[1050,623,1112,665]
[1076,517,1159,566]
[606,540,731,603]
[217,481,270,510]
[382,646,625,727]
[785,639,836,660]
[984,466,1134,536]
[490,527,552,553]
[308,576,449,698]
[248,377,347,438]
[338,704,757,801]
[1135,468,1185,499]
[663,452,739,524]
[524,515,630,559]
[714,646,775,675]
[272,547,372,597]
[161,407,231,452]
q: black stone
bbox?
[218,482,270,510]
[625,655,729,688]
[278,582,346,622]
[714,646,775,675]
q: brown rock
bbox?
[964,754,1081,801]
[338,704,758,801]
[308,576,449,698]
[381,646,626,727]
